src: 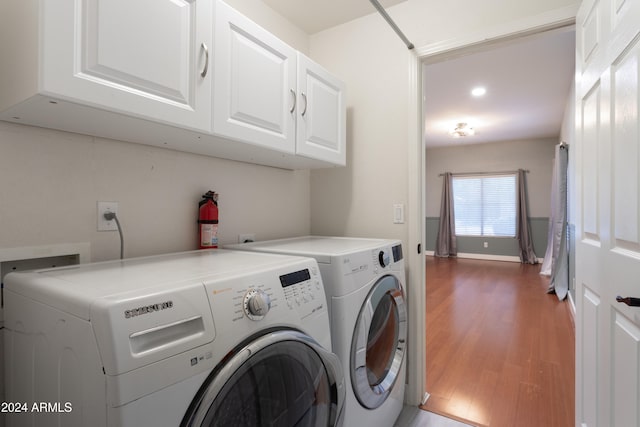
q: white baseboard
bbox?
[425,251,543,264]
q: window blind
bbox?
[452,174,517,237]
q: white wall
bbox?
[0,6,311,262]
[309,13,410,240]
[425,138,558,218]
[223,0,309,53]
[0,122,310,261]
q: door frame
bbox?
[404,4,579,407]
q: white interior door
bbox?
[575,0,640,425]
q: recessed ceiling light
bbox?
[471,87,486,97]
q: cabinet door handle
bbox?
[289,89,296,113]
[616,296,640,307]
[301,92,308,116]
[200,42,209,78]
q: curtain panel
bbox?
[434,172,457,257]
[542,144,569,300]
[516,169,538,264]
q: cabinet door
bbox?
[42,0,212,132]
[296,54,346,166]
[213,0,296,154]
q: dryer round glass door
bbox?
[350,274,407,409]
[183,330,344,427]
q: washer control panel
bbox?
[280,267,323,317]
[207,260,326,325]
[243,288,271,320]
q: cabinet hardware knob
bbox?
[200,42,209,78]
[616,296,640,307]
[301,92,308,116]
[289,89,296,113]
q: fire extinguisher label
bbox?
[200,224,218,247]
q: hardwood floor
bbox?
[420,257,575,427]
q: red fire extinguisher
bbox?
[198,191,218,249]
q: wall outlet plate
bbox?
[238,234,255,243]
[97,201,118,231]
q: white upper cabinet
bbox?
[0,0,345,169]
[296,54,346,166]
[213,0,297,154]
[0,0,212,132]
[44,0,212,131]
[213,1,346,164]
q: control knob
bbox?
[243,289,271,320]
[378,249,391,268]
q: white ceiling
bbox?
[261,1,576,150]
[262,0,406,34]
[423,28,576,148]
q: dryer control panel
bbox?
[372,244,403,271]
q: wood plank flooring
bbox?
[420,257,575,427]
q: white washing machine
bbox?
[3,249,345,427]
[227,237,407,427]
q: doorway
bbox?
[409,14,577,423]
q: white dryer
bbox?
[227,237,407,427]
[3,250,345,427]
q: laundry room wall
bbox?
[223,0,309,53]
[0,6,311,263]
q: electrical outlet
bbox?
[483,241,488,248]
[97,201,119,231]
[238,234,255,243]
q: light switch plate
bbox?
[393,204,405,224]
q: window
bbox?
[452,174,517,237]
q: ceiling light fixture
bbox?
[450,122,475,138]
[471,87,486,97]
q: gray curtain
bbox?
[434,172,457,257]
[516,169,538,264]
[544,144,569,300]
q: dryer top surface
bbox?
[227,236,401,263]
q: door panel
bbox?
[581,82,601,241]
[296,54,346,166]
[581,287,600,427]
[42,0,211,131]
[611,311,640,426]
[612,41,640,249]
[213,1,296,154]
[83,0,192,103]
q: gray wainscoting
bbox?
[425,217,549,259]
